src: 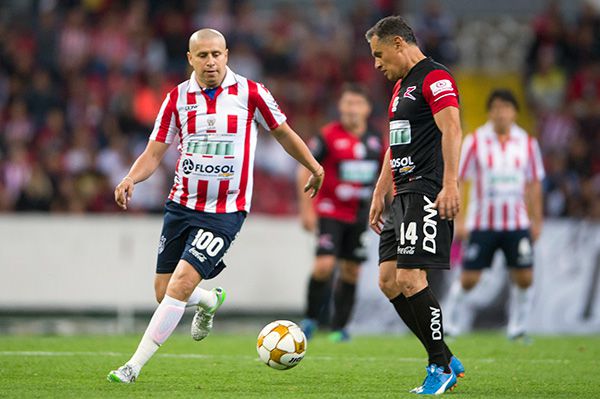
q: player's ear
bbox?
[187,51,193,66]
[393,36,405,51]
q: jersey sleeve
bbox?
[149,88,180,144]
[526,136,545,182]
[307,134,327,163]
[252,82,287,131]
[422,69,460,115]
[458,133,476,180]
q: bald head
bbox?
[189,29,226,51]
[187,29,229,88]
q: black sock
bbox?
[406,286,451,372]
[390,294,453,361]
[306,277,329,320]
[331,279,356,330]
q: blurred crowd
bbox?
[0,0,598,219]
[526,1,600,219]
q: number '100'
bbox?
[191,229,225,257]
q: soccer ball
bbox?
[256,320,307,370]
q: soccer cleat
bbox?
[509,332,533,346]
[328,329,350,343]
[299,318,317,340]
[450,355,465,378]
[107,364,138,384]
[410,364,457,395]
[191,287,226,341]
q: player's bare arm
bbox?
[114,140,170,210]
[271,122,324,198]
[526,180,543,242]
[296,167,317,231]
[433,106,462,220]
[369,147,392,234]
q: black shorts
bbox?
[378,193,453,269]
[156,200,246,279]
[462,229,533,270]
[316,214,369,262]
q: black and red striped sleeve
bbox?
[422,69,459,115]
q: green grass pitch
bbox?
[0,333,598,398]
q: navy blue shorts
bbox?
[156,200,246,279]
[462,229,533,270]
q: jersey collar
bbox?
[188,66,238,93]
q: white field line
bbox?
[0,351,572,364]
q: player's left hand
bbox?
[434,183,460,220]
[304,167,324,198]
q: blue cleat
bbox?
[300,318,317,340]
[450,356,465,378]
[410,364,457,395]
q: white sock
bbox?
[444,278,467,336]
[187,286,217,310]
[127,295,186,372]
[507,285,532,338]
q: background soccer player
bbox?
[444,89,545,341]
[107,29,324,383]
[366,16,464,395]
[297,84,383,342]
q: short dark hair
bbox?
[365,15,417,45]
[486,89,519,111]
[340,82,370,102]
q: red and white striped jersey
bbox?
[149,67,286,213]
[459,122,545,231]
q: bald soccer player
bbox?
[107,29,324,383]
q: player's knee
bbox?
[340,263,359,283]
[512,271,533,288]
[461,273,480,291]
[396,271,426,296]
[155,291,165,304]
[312,257,335,280]
[167,275,196,299]
[379,275,399,298]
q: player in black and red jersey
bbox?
[297,83,384,342]
[366,16,464,394]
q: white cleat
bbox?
[191,287,226,341]
[107,364,138,383]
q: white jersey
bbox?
[459,122,545,231]
[149,67,286,213]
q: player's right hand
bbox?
[114,176,134,210]
[369,192,385,235]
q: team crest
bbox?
[403,86,417,101]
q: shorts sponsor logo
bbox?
[189,247,207,262]
[158,235,166,254]
[181,158,236,176]
[430,79,453,96]
[517,237,533,265]
[390,156,415,175]
[430,306,442,340]
[423,196,438,254]
[318,233,335,250]
[389,120,411,145]
[403,85,417,101]
[397,246,415,255]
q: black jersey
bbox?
[388,57,459,198]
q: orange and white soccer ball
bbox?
[256,320,307,370]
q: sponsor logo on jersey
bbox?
[430,79,453,96]
[422,196,438,254]
[430,306,442,340]
[182,158,236,176]
[389,120,411,145]
[403,85,417,101]
[397,246,415,255]
[390,156,415,175]
[184,104,200,111]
